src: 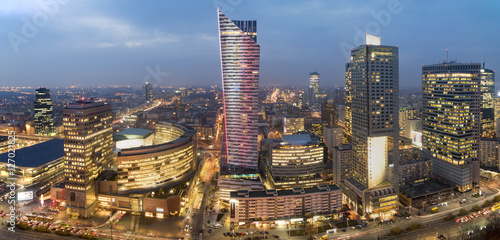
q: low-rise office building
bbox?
[229,185,342,223]
[0,139,65,195]
[218,167,264,203]
[260,132,325,190]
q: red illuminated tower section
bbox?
[218,9,260,169]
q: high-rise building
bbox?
[344,63,352,144]
[144,82,153,103]
[332,144,352,185]
[34,87,54,135]
[422,62,481,192]
[480,66,495,138]
[340,34,399,216]
[283,117,304,134]
[399,107,417,136]
[309,71,320,107]
[218,9,259,169]
[63,99,113,218]
[321,99,336,127]
[479,138,500,172]
[324,126,343,155]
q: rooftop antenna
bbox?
[315,66,318,73]
[446,49,449,63]
[483,52,486,68]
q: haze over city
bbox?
[1,0,499,89]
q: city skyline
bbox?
[2,2,500,239]
[1,0,499,89]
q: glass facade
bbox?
[348,44,399,189]
[218,9,260,169]
[63,100,113,217]
[34,87,54,135]
[341,37,400,216]
[422,63,481,192]
[144,82,153,103]
[480,68,495,138]
[308,72,320,107]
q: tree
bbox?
[444,213,455,221]
[458,208,468,216]
[471,204,480,212]
[493,195,500,203]
[390,226,402,235]
[406,222,421,231]
[159,188,165,196]
[483,200,492,208]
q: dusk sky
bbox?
[1,0,499,89]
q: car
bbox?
[223,233,228,237]
[342,228,347,232]
[208,229,212,233]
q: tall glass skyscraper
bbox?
[480,66,495,138]
[144,82,153,103]
[34,87,54,135]
[308,71,320,107]
[340,34,399,217]
[64,99,113,218]
[218,9,260,169]
[422,62,481,192]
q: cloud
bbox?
[56,15,180,48]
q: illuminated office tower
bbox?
[309,71,320,107]
[480,66,495,138]
[144,82,153,103]
[34,87,54,135]
[321,98,336,127]
[340,34,399,216]
[218,9,259,169]
[344,63,352,144]
[64,99,113,218]
[422,62,481,192]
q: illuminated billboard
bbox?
[411,131,422,148]
[18,191,34,201]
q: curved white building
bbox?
[116,123,197,194]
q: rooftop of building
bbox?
[400,148,430,165]
[65,98,107,109]
[117,122,196,156]
[334,144,352,151]
[280,132,321,146]
[114,128,153,141]
[230,184,341,199]
[0,139,64,168]
[480,138,500,143]
[219,164,259,177]
[400,179,453,198]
